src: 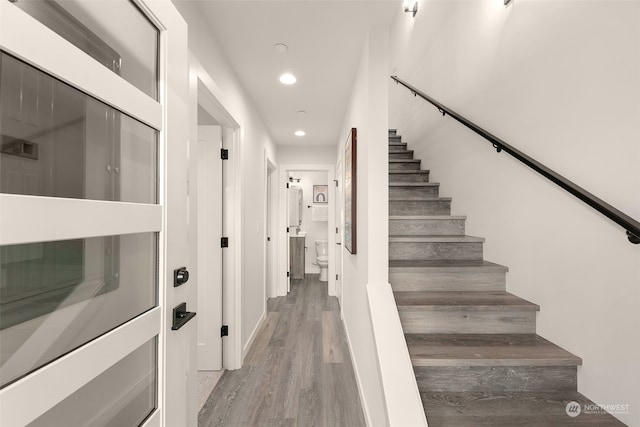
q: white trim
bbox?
[242,310,267,359]
[342,310,374,427]
[225,127,243,370]
[367,283,429,427]
[0,1,162,130]
[141,408,161,427]
[278,164,336,297]
[0,195,162,245]
[0,308,160,427]
[264,154,279,299]
[189,56,243,371]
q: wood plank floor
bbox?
[198,275,365,427]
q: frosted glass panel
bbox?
[9,0,159,99]
[28,338,157,427]
[0,52,157,203]
[0,233,157,388]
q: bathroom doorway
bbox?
[279,165,336,297]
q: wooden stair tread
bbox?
[389,197,451,202]
[389,235,484,243]
[405,334,580,366]
[389,170,429,173]
[389,215,466,220]
[394,291,539,310]
[389,197,442,202]
[421,391,625,426]
[389,159,421,163]
[389,259,505,270]
[389,182,439,187]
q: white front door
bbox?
[0,1,193,426]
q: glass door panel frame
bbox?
[0,1,185,425]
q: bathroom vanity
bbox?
[289,235,305,280]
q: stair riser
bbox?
[414,366,577,393]
[390,161,421,171]
[389,218,464,236]
[389,200,450,216]
[389,242,483,261]
[390,270,506,292]
[390,186,439,199]
[389,172,430,183]
[389,135,402,142]
[398,308,536,334]
[389,151,414,160]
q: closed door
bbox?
[0,1,192,426]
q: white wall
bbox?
[172,1,278,361]
[288,171,329,274]
[277,145,336,165]
[337,27,389,426]
[390,2,640,425]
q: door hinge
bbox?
[287,271,290,278]
[336,227,339,234]
[221,325,229,337]
[221,237,229,248]
[336,274,339,281]
[286,227,290,233]
[221,149,229,160]
[286,182,290,189]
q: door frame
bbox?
[278,164,336,296]
[335,156,344,309]
[265,154,278,299]
[188,54,243,371]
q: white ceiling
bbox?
[193,1,399,146]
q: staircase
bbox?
[387,129,626,426]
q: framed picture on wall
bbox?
[313,185,328,203]
[344,128,357,254]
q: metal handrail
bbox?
[391,75,640,244]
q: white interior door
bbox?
[194,125,223,371]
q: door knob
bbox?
[174,267,189,287]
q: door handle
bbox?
[174,267,189,287]
[171,302,196,330]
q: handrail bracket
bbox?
[627,231,640,244]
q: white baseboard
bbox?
[242,309,267,361]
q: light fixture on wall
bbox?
[504,0,512,5]
[403,0,418,17]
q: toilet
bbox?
[315,240,329,282]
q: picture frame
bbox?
[344,128,357,254]
[313,185,328,204]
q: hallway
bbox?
[198,276,365,426]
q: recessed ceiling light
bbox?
[274,43,288,54]
[279,73,297,85]
[295,130,306,137]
